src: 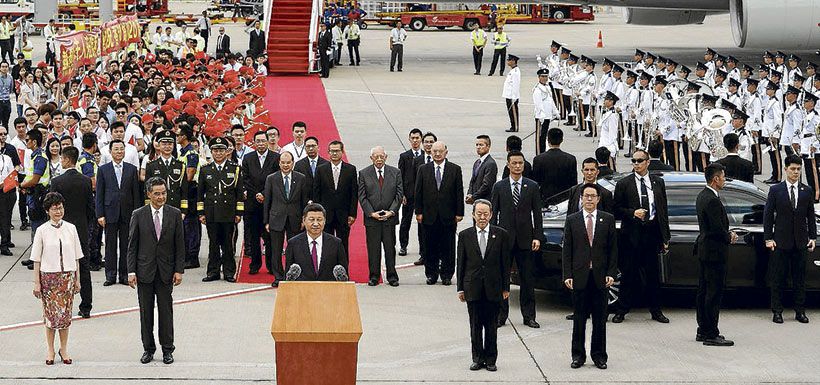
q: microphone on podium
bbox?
[332,265,348,281]
[285,264,302,281]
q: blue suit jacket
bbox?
[96,162,140,223]
[763,181,817,250]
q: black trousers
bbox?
[767,139,782,181]
[319,48,330,77]
[505,98,519,131]
[245,209,270,272]
[536,119,550,154]
[365,223,398,282]
[0,39,12,63]
[75,226,92,314]
[0,99,10,129]
[390,44,403,70]
[200,30,209,52]
[693,151,709,172]
[467,296,500,365]
[88,222,102,267]
[137,278,175,354]
[472,47,483,74]
[617,228,663,314]
[803,155,820,201]
[104,220,129,282]
[488,48,505,75]
[206,221,236,279]
[325,217,350,254]
[499,247,536,323]
[399,199,414,249]
[423,220,456,281]
[696,260,726,339]
[269,220,300,282]
[664,140,681,171]
[183,214,202,266]
[770,247,808,313]
[752,139,763,175]
[335,43,343,64]
[0,189,14,247]
[578,104,591,133]
[571,271,608,363]
[347,39,360,65]
[45,46,55,66]
[16,173,27,225]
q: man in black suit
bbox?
[127,177,185,365]
[647,140,674,172]
[612,149,671,324]
[466,135,498,205]
[562,183,618,370]
[397,128,423,256]
[284,203,349,281]
[595,147,614,178]
[764,154,816,324]
[415,141,464,285]
[567,158,614,215]
[248,20,266,57]
[716,133,754,183]
[96,140,141,286]
[50,147,95,318]
[491,151,542,328]
[293,136,327,202]
[501,135,532,179]
[242,131,279,275]
[264,152,310,286]
[312,140,358,253]
[457,199,512,372]
[533,128,577,205]
[317,23,333,78]
[215,27,231,59]
[695,163,737,346]
[359,146,403,286]
[410,131,437,265]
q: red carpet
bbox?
[236,75,370,284]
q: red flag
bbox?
[3,170,18,193]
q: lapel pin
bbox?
[492,234,496,239]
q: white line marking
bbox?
[326,89,534,106]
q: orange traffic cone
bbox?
[596,30,604,48]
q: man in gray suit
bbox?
[127,177,185,365]
[358,146,404,286]
[264,151,309,286]
[466,135,498,205]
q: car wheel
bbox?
[410,18,425,31]
[463,19,479,30]
[552,10,565,20]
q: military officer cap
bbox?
[626,70,638,79]
[726,55,738,63]
[507,54,519,62]
[656,56,667,64]
[612,64,625,73]
[807,62,818,70]
[155,130,176,143]
[537,68,549,76]
[758,64,770,72]
[561,47,572,55]
[746,78,760,86]
[568,54,579,62]
[679,65,692,74]
[732,110,749,120]
[705,47,717,55]
[770,69,783,78]
[728,78,741,88]
[639,72,653,81]
[715,55,726,62]
[696,62,708,71]
[763,51,774,58]
[775,51,786,58]
[586,59,597,67]
[788,54,801,62]
[666,59,678,67]
[603,58,615,67]
[635,49,645,56]
[741,64,754,73]
[580,55,590,63]
[654,76,668,86]
[721,100,737,111]
[701,94,718,104]
[604,91,619,102]
[804,92,819,104]
[715,69,728,78]
[786,85,802,95]
[645,52,656,60]
[209,136,229,149]
[793,73,806,83]
[551,40,561,48]
[686,81,701,91]
[765,82,779,91]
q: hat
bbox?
[603,58,615,67]
[640,72,653,81]
[807,62,818,70]
[656,55,667,64]
[550,40,561,48]
[714,69,728,78]
[741,64,754,73]
[770,69,783,78]
[626,70,638,79]
[507,54,519,62]
[728,78,741,88]
[666,59,678,67]
[763,51,774,58]
[209,136,229,149]
[586,59,597,67]
[568,54,579,62]
[705,47,717,55]
[701,94,718,104]
[775,51,786,58]
[746,78,760,86]
[804,92,819,103]
[561,47,572,55]
[679,65,691,74]
[155,129,176,142]
[604,91,619,102]
[141,113,154,123]
[686,81,701,91]
[721,100,737,111]
[715,54,726,62]
[758,64,770,72]
[645,52,656,60]
[788,54,801,62]
[794,74,806,83]
[696,62,708,71]
[580,55,590,63]
[612,64,625,73]
[732,110,749,120]
[654,76,668,86]
[634,49,645,56]
[726,55,738,63]
[765,82,779,91]
[786,85,802,95]
[537,68,549,76]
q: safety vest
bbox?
[22,42,31,60]
[347,25,360,40]
[471,30,485,47]
[24,148,50,186]
[0,23,9,40]
[75,151,97,178]
[493,32,508,50]
[178,143,201,182]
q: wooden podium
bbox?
[270,281,362,385]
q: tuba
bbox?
[698,108,732,159]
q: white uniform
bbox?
[727,67,741,82]
[799,109,820,155]
[532,82,559,120]
[782,102,804,147]
[744,93,763,133]
[762,96,783,141]
[561,63,577,97]
[595,72,614,106]
[577,71,596,105]
[736,127,755,161]
[705,61,716,81]
[598,107,619,155]
[654,93,678,141]
[502,67,521,100]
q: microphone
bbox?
[332,265,348,281]
[285,264,302,281]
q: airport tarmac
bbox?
[0,5,819,384]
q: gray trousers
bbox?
[365,223,398,282]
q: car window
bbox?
[667,187,699,223]
[721,188,764,225]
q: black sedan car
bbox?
[518,172,820,300]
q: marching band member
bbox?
[664,59,679,81]
[611,65,626,153]
[594,59,616,137]
[681,81,702,171]
[562,52,578,127]
[762,82,784,183]
[676,64,691,81]
[577,57,597,137]
[533,68,559,154]
[598,91,620,171]
[800,92,820,201]
[652,77,680,170]
[642,53,657,77]
[725,78,742,107]
[621,70,640,157]
[783,85,804,158]
[730,110,755,162]
[694,62,709,83]
[636,72,655,149]
[632,49,646,73]
[762,51,776,73]
[502,54,521,133]
[725,56,741,82]
[713,69,729,98]
[774,51,788,88]
[655,56,667,78]
[787,54,804,88]
[556,47,572,123]
[804,62,817,93]
[704,48,717,80]
[739,64,754,97]
[757,65,770,97]
[744,79,764,174]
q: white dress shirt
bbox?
[786,180,800,209]
[281,141,307,161]
[634,173,656,220]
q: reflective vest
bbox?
[178,143,201,182]
[471,30,486,47]
[347,25,360,40]
[76,150,97,178]
[493,32,508,50]
[0,23,9,40]
[24,148,49,186]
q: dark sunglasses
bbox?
[631,158,648,164]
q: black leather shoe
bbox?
[89,264,102,271]
[524,320,541,328]
[248,269,259,275]
[20,223,29,231]
[398,248,407,256]
[21,259,33,266]
[0,248,11,256]
[413,258,425,266]
[162,352,174,364]
[185,262,200,269]
[763,178,779,184]
[485,364,497,371]
[565,314,574,320]
[441,279,452,286]
[696,334,723,342]
[570,359,584,369]
[584,132,594,137]
[119,280,128,286]
[103,281,115,286]
[202,275,220,282]
[140,351,154,364]
[388,281,399,287]
[6,242,14,248]
[703,336,734,346]
[505,129,517,132]
[78,310,90,319]
[225,277,236,283]
[271,281,279,288]
[368,280,378,286]
[469,362,483,371]
[773,312,784,324]
[796,312,810,323]
[611,313,625,323]
[594,361,607,369]
[426,278,436,285]
[651,312,670,323]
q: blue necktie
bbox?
[435,165,442,190]
[284,175,290,199]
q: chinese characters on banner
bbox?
[57,15,142,82]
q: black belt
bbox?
[804,134,815,138]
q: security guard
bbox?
[470,23,486,75]
[177,125,202,269]
[145,130,188,211]
[198,137,243,283]
[487,25,509,76]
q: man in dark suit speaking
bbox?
[457,199,511,372]
[562,183,617,370]
[127,177,185,365]
[284,203,349,281]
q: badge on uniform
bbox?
[206,175,213,180]
[227,172,235,178]
[173,169,181,175]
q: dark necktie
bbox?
[284,175,290,199]
[512,181,520,206]
[790,185,796,210]
[435,165,442,189]
[472,158,482,177]
[426,155,431,164]
[311,240,318,275]
[640,177,650,213]
[378,169,384,189]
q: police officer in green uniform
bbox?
[198,137,243,283]
[177,125,201,269]
[145,130,188,211]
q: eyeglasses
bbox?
[631,158,648,164]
